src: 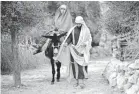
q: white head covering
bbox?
[75,16,85,24]
[60,4,67,9]
[54,4,73,32]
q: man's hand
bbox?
[81,44,86,48]
[63,43,68,47]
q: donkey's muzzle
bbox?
[53,48,59,56]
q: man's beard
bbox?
[77,25,82,30]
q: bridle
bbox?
[52,42,61,57]
[42,30,67,62]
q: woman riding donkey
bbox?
[33,5,73,84]
[54,16,92,89]
[33,4,73,54]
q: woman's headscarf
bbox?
[54,5,73,32]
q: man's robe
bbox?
[54,22,92,82]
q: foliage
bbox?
[103,1,139,61]
[104,1,139,35]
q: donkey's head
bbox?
[42,30,67,57]
[51,33,61,56]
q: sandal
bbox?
[73,82,79,87]
[79,83,86,89]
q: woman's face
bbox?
[60,8,66,14]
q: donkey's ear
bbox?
[42,35,46,37]
[42,35,53,39]
[45,31,53,35]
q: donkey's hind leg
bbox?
[56,62,61,82]
[51,59,55,84]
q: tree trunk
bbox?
[11,26,21,87]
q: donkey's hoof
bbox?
[51,82,54,85]
[57,79,60,82]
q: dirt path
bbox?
[1,58,123,94]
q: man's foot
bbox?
[73,83,79,87]
[79,79,85,89]
[73,80,79,87]
[79,83,85,89]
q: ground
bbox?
[1,57,123,94]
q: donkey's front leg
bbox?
[56,62,61,82]
[51,59,55,85]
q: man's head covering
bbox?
[75,16,85,24]
[54,5,73,32]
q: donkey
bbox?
[42,31,67,84]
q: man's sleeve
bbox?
[66,34,72,45]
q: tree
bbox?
[1,1,54,86]
[104,1,139,35]
[1,1,21,86]
[103,1,139,60]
